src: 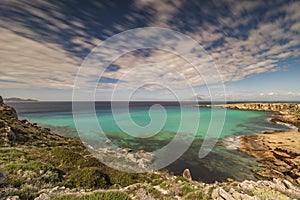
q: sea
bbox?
[7,101,293,183]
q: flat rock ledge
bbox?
[239,130,300,184]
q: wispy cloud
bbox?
[0,0,299,100]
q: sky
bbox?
[0,0,300,101]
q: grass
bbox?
[52,191,132,200]
[4,160,59,174]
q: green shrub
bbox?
[67,167,111,189]
[6,176,26,188]
[148,188,163,199]
[5,187,35,200]
[151,178,163,186]
[110,173,139,187]
[159,182,168,190]
[82,156,104,168]
[52,191,132,200]
[42,170,62,184]
[50,147,83,168]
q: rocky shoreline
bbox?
[1,97,300,199]
[217,103,300,185]
[239,130,300,184]
[217,103,300,131]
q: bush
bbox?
[5,187,35,200]
[67,167,111,189]
[110,173,139,187]
[6,176,25,188]
[50,147,83,168]
[52,191,132,200]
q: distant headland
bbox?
[4,97,38,103]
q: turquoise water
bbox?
[18,106,286,141]
[10,102,292,182]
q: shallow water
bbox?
[9,102,292,183]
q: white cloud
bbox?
[0,0,300,100]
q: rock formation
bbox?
[216,103,300,131]
[182,168,192,181]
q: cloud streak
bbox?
[0,0,299,100]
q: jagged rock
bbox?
[240,180,256,191]
[218,188,235,200]
[182,168,192,180]
[282,179,296,190]
[0,120,5,128]
[105,139,112,145]
[34,193,50,200]
[122,148,132,154]
[211,188,219,199]
[5,127,16,141]
[136,151,155,162]
[0,96,3,105]
[0,172,6,185]
[272,178,287,191]
[137,149,146,154]
[212,187,235,200]
[127,153,137,163]
[229,188,257,200]
[6,196,20,200]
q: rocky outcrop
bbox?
[221,103,299,112]
[87,146,155,172]
[182,168,192,181]
[217,103,300,131]
[240,130,300,184]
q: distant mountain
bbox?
[4,97,38,102]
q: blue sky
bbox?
[0,0,300,101]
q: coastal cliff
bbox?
[1,97,300,200]
[220,103,300,131]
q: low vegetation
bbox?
[52,191,132,200]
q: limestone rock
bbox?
[105,139,112,145]
[6,196,20,200]
[34,193,50,200]
[0,120,6,128]
[6,127,16,141]
[211,188,219,199]
[218,188,235,200]
[122,148,132,154]
[182,168,192,180]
